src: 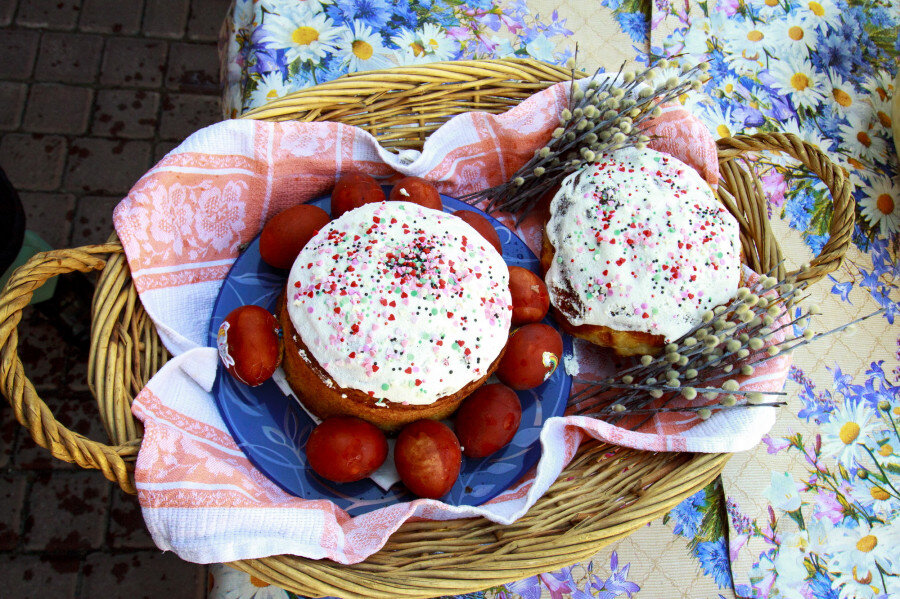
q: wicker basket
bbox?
[0,59,854,599]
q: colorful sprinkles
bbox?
[286,202,512,406]
[544,147,741,341]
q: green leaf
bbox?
[786,508,806,530]
[809,190,835,236]
[866,25,900,54]
[884,462,900,475]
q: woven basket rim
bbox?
[0,58,854,599]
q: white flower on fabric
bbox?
[525,34,556,62]
[850,477,900,519]
[830,569,879,599]
[796,0,843,30]
[725,19,776,62]
[262,6,340,64]
[756,0,788,20]
[859,175,900,237]
[806,518,834,556]
[208,563,291,599]
[820,401,879,468]
[768,56,825,110]
[260,0,333,14]
[681,21,713,55]
[706,102,744,138]
[769,13,817,54]
[716,75,742,100]
[861,69,895,105]
[392,23,457,65]
[779,116,833,153]
[772,543,808,586]
[823,69,867,120]
[249,72,293,107]
[827,520,900,585]
[336,20,393,72]
[838,115,889,163]
[869,89,894,135]
[764,471,803,512]
[490,36,517,58]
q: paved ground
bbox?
[0,0,233,596]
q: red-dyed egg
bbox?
[305,416,389,483]
[496,323,563,390]
[455,384,522,458]
[394,419,461,499]
[217,305,281,386]
[507,266,550,325]
[388,177,443,211]
[331,173,386,218]
[452,210,502,254]
[259,204,331,269]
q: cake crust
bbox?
[278,293,505,432]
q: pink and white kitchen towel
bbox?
[114,78,790,565]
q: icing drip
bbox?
[545,147,740,342]
[286,202,512,405]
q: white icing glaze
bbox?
[545,147,740,342]
[286,202,512,405]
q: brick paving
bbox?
[0,0,234,596]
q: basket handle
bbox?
[0,245,139,493]
[715,132,855,285]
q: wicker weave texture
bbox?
[0,58,853,598]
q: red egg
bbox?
[331,173,386,218]
[305,416,388,483]
[455,384,522,458]
[259,204,331,269]
[496,323,563,390]
[507,266,550,325]
[453,210,502,254]
[388,176,443,211]
[394,420,461,499]
[217,305,281,386]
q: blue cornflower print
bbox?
[805,233,828,255]
[670,489,706,538]
[328,0,391,29]
[808,571,840,599]
[386,0,417,32]
[616,12,647,43]
[784,190,814,230]
[810,29,856,80]
[695,539,733,589]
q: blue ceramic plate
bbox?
[208,194,572,516]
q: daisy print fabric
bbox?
[221,0,575,117]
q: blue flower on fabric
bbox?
[328,0,391,29]
[808,571,840,599]
[805,233,828,255]
[467,0,495,10]
[386,0,417,30]
[784,190,814,230]
[591,552,641,599]
[670,489,706,538]
[695,538,733,589]
[829,275,853,303]
[871,287,900,324]
[810,29,856,80]
[616,12,648,43]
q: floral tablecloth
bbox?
[210,1,899,597]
